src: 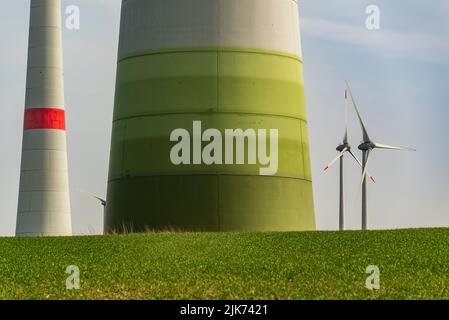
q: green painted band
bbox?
[106,175,315,232]
[114,50,308,122]
[108,114,312,180]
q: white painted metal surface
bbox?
[118,0,302,58]
[16,0,71,237]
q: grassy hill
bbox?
[0,229,448,300]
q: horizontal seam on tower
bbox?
[21,147,66,150]
[20,170,68,173]
[113,111,308,124]
[108,174,312,183]
[18,191,69,193]
[29,26,61,29]
[118,48,303,64]
[27,67,62,69]
[26,87,64,90]
[28,47,62,50]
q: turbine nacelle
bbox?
[358,141,375,151]
[336,143,350,153]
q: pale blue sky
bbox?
[0,0,448,235]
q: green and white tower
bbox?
[106,0,315,232]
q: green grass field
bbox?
[0,228,448,300]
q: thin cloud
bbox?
[301,17,449,65]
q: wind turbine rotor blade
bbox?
[92,195,106,203]
[348,150,376,183]
[360,150,373,186]
[348,149,362,167]
[343,89,349,144]
[324,148,348,171]
[89,192,105,203]
[373,142,416,152]
[355,150,373,206]
[345,81,370,142]
[80,188,106,205]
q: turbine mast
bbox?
[339,155,344,231]
[16,0,72,236]
[361,151,368,230]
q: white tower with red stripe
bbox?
[16,0,72,236]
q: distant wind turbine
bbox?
[324,89,375,231]
[346,81,416,230]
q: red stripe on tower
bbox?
[24,108,66,131]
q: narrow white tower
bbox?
[16,0,72,236]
